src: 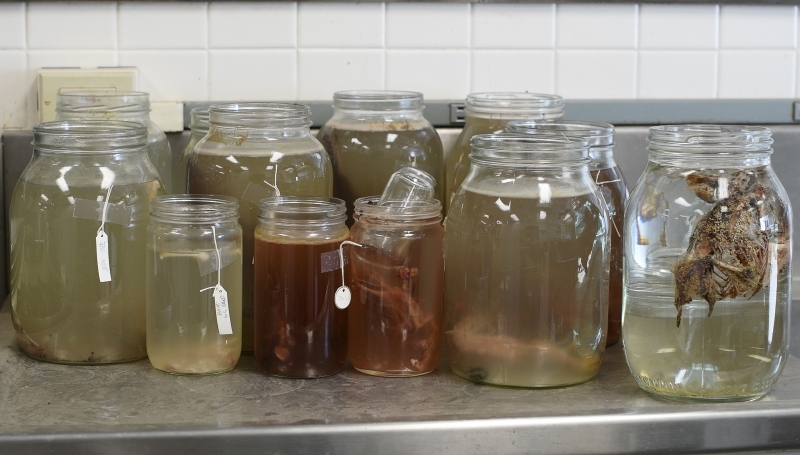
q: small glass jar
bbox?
[56,91,173,194]
[348,196,444,377]
[147,195,242,375]
[173,107,209,193]
[444,93,564,213]
[507,120,628,346]
[187,103,333,353]
[254,197,349,378]
[318,91,444,222]
[446,134,609,388]
[10,120,164,364]
[623,125,792,402]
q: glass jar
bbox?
[10,120,164,364]
[507,120,628,346]
[174,107,209,193]
[147,195,242,375]
[445,133,609,387]
[444,93,564,213]
[348,196,444,377]
[187,103,333,353]
[56,90,173,194]
[254,197,349,378]
[318,91,444,223]
[623,125,792,402]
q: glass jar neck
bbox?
[354,196,442,225]
[150,195,239,224]
[57,110,150,123]
[258,197,347,230]
[589,146,617,170]
[647,124,773,168]
[207,124,313,140]
[33,120,148,152]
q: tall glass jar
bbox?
[147,195,243,375]
[348,196,444,377]
[174,107,209,193]
[445,134,609,387]
[10,120,164,364]
[318,91,444,223]
[507,120,628,346]
[623,125,792,402]
[56,91,173,194]
[187,103,333,353]
[444,93,564,213]
[254,197,349,378]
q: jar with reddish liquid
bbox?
[254,197,349,378]
[348,197,444,377]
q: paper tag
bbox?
[335,286,351,309]
[321,249,348,273]
[95,232,112,283]
[214,285,233,335]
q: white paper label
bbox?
[335,286,351,309]
[95,232,112,283]
[214,285,233,335]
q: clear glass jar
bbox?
[147,195,242,375]
[187,103,333,353]
[623,125,792,402]
[507,120,628,346]
[348,197,444,377]
[174,107,209,193]
[10,120,164,364]
[318,91,444,223]
[254,197,349,378]
[445,133,609,387]
[56,91,173,194]
[444,93,564,213]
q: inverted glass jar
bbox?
[623,125,792,402]
[174,107,209,193]
[187,103,333,353]
[444,93,564,213]
[10,120,164,364]
[318,91,444,224]
[254,197,349,378]
[349,196,444,377]
[56,90,173,194]
[147,195,243,375]
[507,120,628,346]
[445,133,609,387]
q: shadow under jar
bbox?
[445,134,610,388]
[623,125,792,402]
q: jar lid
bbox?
[209,103,312,128]
[56,90,151,115]
[333,91,424,111]
[33,120,149,152]
[470,133,589,166]
[648,125,773,153]
[189,107,210,133]
[506,120,614,147]
[259,197,347,226]
[465,93,564,117]
[354,196,442,221]
[151,195,239,223]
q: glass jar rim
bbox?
[333,90,424,111]
[354,196,442,221]
[33,120,148,152]
[258,197,347,225]
[209,103,312,128]
[507,120,614,147]
[151,195,239,222]
[648,125,773,153]
[190,107,210,132]
[465,92,565,116]
[56,90,151,114]
[470,133,590,166]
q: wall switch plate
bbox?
[151,102,184,133]
[38,68,138,123]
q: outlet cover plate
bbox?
[38,68,138,123]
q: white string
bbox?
[200,226,223,294]
[97,185,113,236]
[338,240,362,285]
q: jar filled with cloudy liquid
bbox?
[445,134,609,387]
[623,125,792,402]
[10,120,164,364]
[187,103,333,353]
[147,195,242,374]
[174,107,209,193]
[444,93,564,213]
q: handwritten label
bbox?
[96,232,111,282]
[214,285,233,335]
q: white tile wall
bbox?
[4,2,800,130]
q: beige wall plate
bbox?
[37,68,138,123]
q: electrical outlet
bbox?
[38,68,138,123]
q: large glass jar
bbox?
[318,91,444,223]
[56,91,173,194]
[174,107,209,193]
[444,93,564,213]
[623,125,792,402]
[348,196,444,377]
[507,120,628,346]
[187,103,333,353]
[10,120,164,364]
[254,197,349,378]
[147,195,242,375]
[445,134,609,387]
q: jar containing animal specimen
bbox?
[444,93,564,213]
[317,91,443,224]
[254,197,349,378]
[174,107,209,193]
[147,195,242,375]
[56,90,173,194]
[10,120,164,364]
[507,120,628,346]
[187,103,333,353]
[445,134,610,388]
[623,125,791,402]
